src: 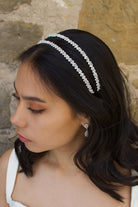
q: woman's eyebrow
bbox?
[13,81,46,103]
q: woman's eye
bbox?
[12,93,45,114]
[27,108,45,114]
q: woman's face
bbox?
[10,63,86,153]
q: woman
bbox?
[0,29,138,207]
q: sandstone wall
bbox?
[0,0,137,156]
[79,0,138,65]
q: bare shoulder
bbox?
[0,148,13,207]
[0,148,14,186]
[0,148,13,170]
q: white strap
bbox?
[130,170,138,207]
[130,185,138,207]
[6,148,19,204]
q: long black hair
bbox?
[14,29,138,202]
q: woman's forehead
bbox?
[16,63,58,101]
[15,62,72,108]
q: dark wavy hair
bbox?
[14,29,138,202]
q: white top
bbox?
[6,149,138,207]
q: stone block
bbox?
[0,21,43,64]
[78,0,138,65]
[0,0,32,13]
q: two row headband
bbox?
[37,33,101,94]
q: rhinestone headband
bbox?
[46,33,100,91]
[38,40,94,93]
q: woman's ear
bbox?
[77,113,91,127]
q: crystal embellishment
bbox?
[46,33,101,92]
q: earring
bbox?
[84,123,89,137]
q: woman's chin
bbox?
[24,143,48,154]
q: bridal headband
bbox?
[37,33,101,94]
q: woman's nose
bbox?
[10,106,27,128]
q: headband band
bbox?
[46,33,100,92]
[38,40,94,93]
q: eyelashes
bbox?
[27,107,45,114]
[12,93,45,114]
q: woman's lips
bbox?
[18,134,31,143]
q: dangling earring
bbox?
[84,123,89,137]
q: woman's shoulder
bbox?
[0,148,14,169]
[0,148,14,185]
[0,148,14,182]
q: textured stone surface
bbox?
[132,79,138,89]
[0,0,82,35]
[119,64,138,123]
[0,21,43,64]
[0,124,16,156]
[0,64,17,154]
[0,67,16,128]
[0,82,11,129]
[78,0,138,65]
[0,0,31,13]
